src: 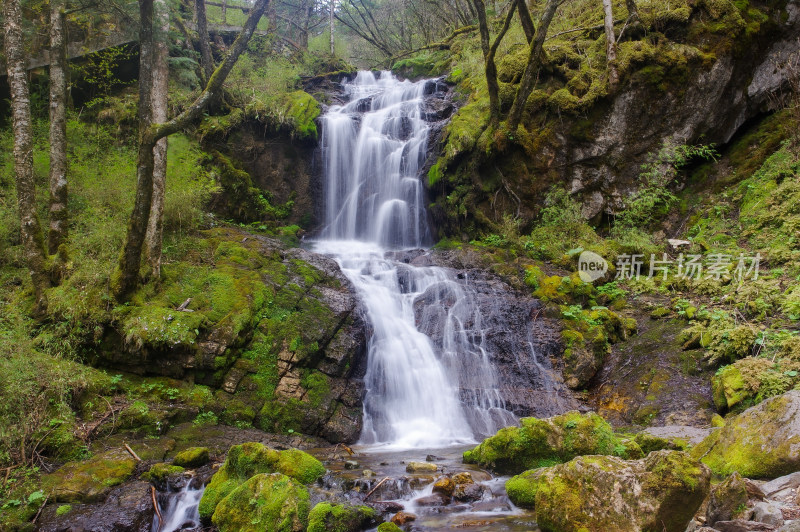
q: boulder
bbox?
[750,501,784,527]
[406,461,437,473]
[761,471,800,498]
[43,449,137,503]
[454,482,485,502]
[691,391,800,478]
[198,442,325,521]
[211,473,310,532]
[172,446,210,468]
[391,511,416,525]
[306,502,378,532]
[505,450,711,532]
[463,411,630,474]
[377,523,404,532]
[37,480,154,532]
[707,472,749,526]
[432,476,455,497]
[141,463,185,490]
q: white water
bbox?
[152,482,203,532]
[315,72,517,449]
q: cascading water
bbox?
[314,71,519,448]
[151,482,203,532]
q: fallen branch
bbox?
[124,443,142,462]
[364,476,390,500]
[151,485,163,531]
[546,18,625,40]
[176,297,193,311]
[31,494,49,524]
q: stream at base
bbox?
[315,444,539,532]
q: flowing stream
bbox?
[314,71,518,449]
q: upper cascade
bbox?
[320,71,433,249]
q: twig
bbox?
[176,297,193,311]
[32,494,48,524]
[547,18,625,40]
[364,477,390,500]
[124,443,142,462]
[151,486,163,531]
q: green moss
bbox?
[56,504,73,516]
[142,463,185,483]
[463,411,622,474]
[173,447,210,468]
[377,523,403,532]
[428,162,443,187]
[211,473,310,532]
[306,502,377,532]
[43,450,137,503]
[505,469,544,509]
[199,442,325,521]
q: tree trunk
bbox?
[145,0,170,279]
[625,0,640,22]
[516,0,535,43]
[196,0,214,85]
[330,0,335,54]
[48,0,68,256]
[114,0,272,299]
[221,0,227,24]
[506,0,561,131]
[603,0,619,91]
[4,0,51,311]
[472,0,517,125]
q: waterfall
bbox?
[151,482,203,532]
[315,71,518,449]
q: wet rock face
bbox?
[96,229,368,444]
[37,480,154,532]
[395,248,576,420]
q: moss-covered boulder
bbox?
[691,390,800,478]
[142,463,185,487]
[377,523,403,532]
[211,473,310,532]
[172,446,210,468]
[199,442,325,520]
[462,411,628,474]
[306,502,378,532]
[633,432,688,454]
[712,364,750,412]
[506,450,710,532]
[706,472,749,526]
[43,449,137,503]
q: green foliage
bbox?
[613,144,718,232]
[193,411,219,427]
[73,45,136,108]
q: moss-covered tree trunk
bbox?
[195,0,214,85]
[507,0,562,132]
[114,0,272,299]
[48,0,69,256]
[516,0,535,43]
[145,0,170,279]
[603,0,619,91]
[626,0,640,22]
[472,0,519,126]
[4,0,52,312]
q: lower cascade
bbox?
[314,71,564,448]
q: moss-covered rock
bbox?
[506,451,710,532]
[712,364,749,411]
[306,502,378,532]
[633,432,687,454]
[172,446,210,468]
[142,463,185,484]
[691,390,800,478]
[462,411,626,474]
[43,449,137,503]
[377,523,403,532]
[706,472,749,526]
[199,442,325,520]
[211,473,310,532]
